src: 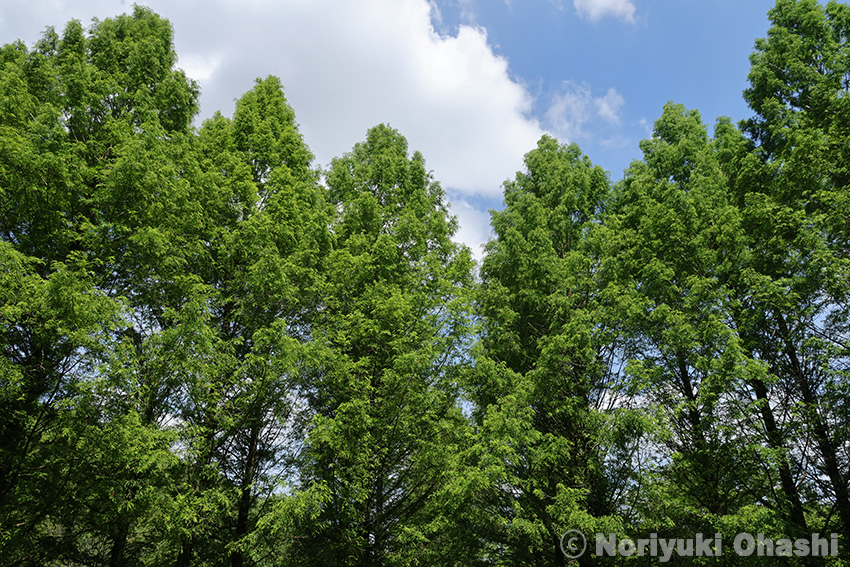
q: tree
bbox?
[744,0,850,542]
[0,8,201,564]
[593,105,787,561]
[164,76,330,567]
[296,124,476,566]
[474,136,619,566]
[0,12,328,566]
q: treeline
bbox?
[1,1,849,566]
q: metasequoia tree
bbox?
[296,124,475,566]
[0,8,200,564]
[743,0,850,540]
[474,136,619,567]
[4,2,850,566]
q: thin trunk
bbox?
[679,354,706,449]
[374,473,383,565]
[553,532,566,567]
[174,536,193,567]
[231,421,260,567]
[750,378,809,532]
[109,519,129,567]
[777,314,850,537]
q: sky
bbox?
[1,0,780,262]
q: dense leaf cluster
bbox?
[2,2,850,566]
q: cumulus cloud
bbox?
[546,81,625,143]
[573,0,636,23]
[175,0,544,199]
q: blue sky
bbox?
[2,0,780,260]
[443,0,777,176]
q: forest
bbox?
[1,0,850,565]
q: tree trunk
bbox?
[232,421,260,567]
[777,314,850,538]
[175,536,193,567]
[109,519,129,567]
[751,378,809,532]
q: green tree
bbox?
[744,0,850,542]
[0,8,201,564]
[162,76,330,567]
[474,136,620,566]
[596,101,835,565]
[600,104,756,523]
[296,124,476,566]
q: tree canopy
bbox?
[1,2,849,566]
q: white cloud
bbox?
[179,52,223,83]
[595,87,625,123]
[546,83,594,141]
[573,0,636,23]
[448,195,496,265]
[546,81,625,143]
[225,0,541,198]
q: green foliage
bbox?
[297,123,477,566]
[3,2,850,565]
[471,135,620,566]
